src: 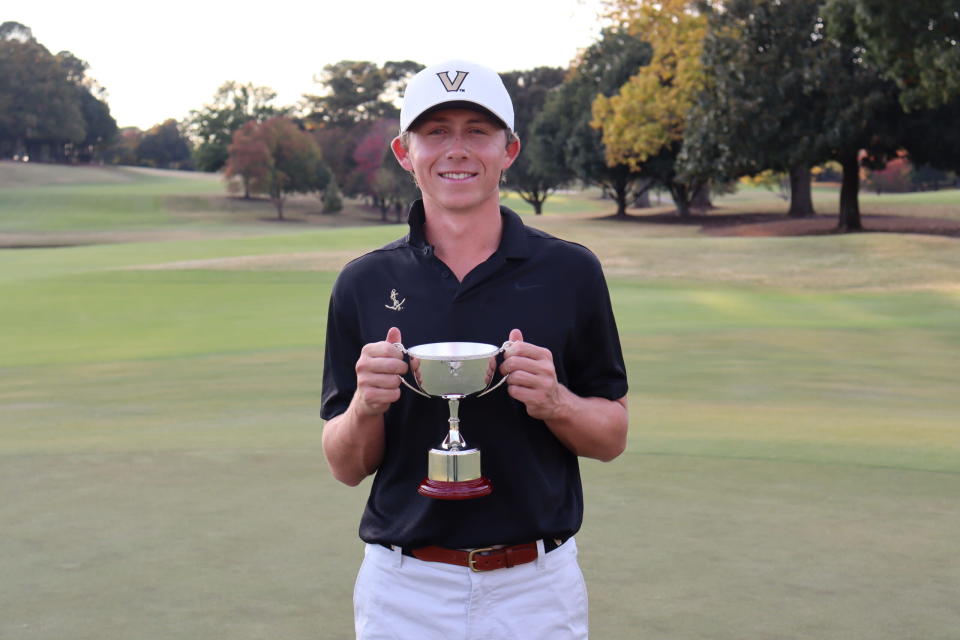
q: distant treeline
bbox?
[3,2,959,232]
[0,21,116,163]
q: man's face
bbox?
[391,108,520,214]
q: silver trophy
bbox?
[393,340,511,500]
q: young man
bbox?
[321,60,628,639]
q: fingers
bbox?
[500,330,556,388]
[499,329,562,420]
[353,327,407,416]
[386,326,402,345]
[362,326,405,362]
[500,354,553,381]
[502,327,552,375]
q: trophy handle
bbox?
[476,340,514,398]
[392,342,432,398]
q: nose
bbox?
[445,133,468,159]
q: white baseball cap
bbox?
[399,59,515,134]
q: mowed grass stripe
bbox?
[2,266,957,471]
[2,271,334,366]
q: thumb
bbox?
[386,326,402,345]
[508,328,523,344]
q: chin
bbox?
[429,189,499,212]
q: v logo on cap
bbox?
[437,70,469,92]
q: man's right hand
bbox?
[352,326,408,417]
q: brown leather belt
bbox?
[412,542,539,572]
[389,538,565,572]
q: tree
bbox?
[376,145,419,222]
[827,0,960,111]
[0,25,115,162]
[311,122,371,200]
[138,119,193,169]
[0,34,85,160]
[225,117,331,219]
[680,0,828,217]
[188,81,283,172]
[101,127,144,166]
[500,67,567,214]
[75,87,117,162]
[591,0,709,216]
[528,26,652,217]
[682,0,934,230]
[304,60,423,209]
[899,97,960,174]
[352,118,397,215]
[818,3,914,230]
[223,121,268,199]
[322,177,344,214]
[863,154,913,194]
[56,50,117,162]
[0,20,33,42]
[304,60,423,126]
[351,118,418,220]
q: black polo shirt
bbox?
[321,200,627,549]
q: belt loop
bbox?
[391,544,404,568]
[535,539,546,569]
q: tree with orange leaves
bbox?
[225,117,331,220]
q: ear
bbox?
[502,137,521,171]
[391,136,414,172]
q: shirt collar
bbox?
[406,199,530,259]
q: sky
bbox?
[13,0,608,130]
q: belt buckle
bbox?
[467,547,495,572]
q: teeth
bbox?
[441,172,474,179]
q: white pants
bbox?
[354,538,588,640]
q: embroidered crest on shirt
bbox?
[384,289,405,311]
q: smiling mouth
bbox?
[439,171,478,181]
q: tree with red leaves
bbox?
[225,117,331,219]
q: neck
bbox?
[422,200,503,282]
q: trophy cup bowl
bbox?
[394,341,510,500]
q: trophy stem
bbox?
[441,394,466,451]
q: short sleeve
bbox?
[320,272,362,420]
[563,253,628,401]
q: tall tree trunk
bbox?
[531,189,546,215]
[634,190,651,208]
[691,183,712,210]
[612,180,629,217]
[669,182,692,217]
[788,165,815,217]
[633,179,652,208]
[273,197,285,220]
[519,190,546,214]
[838,150,863,231]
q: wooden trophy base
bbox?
[417,476,493,500]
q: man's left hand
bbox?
[500,328,567,421]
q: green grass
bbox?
[2,164,959,639]
[0,167,221,231]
